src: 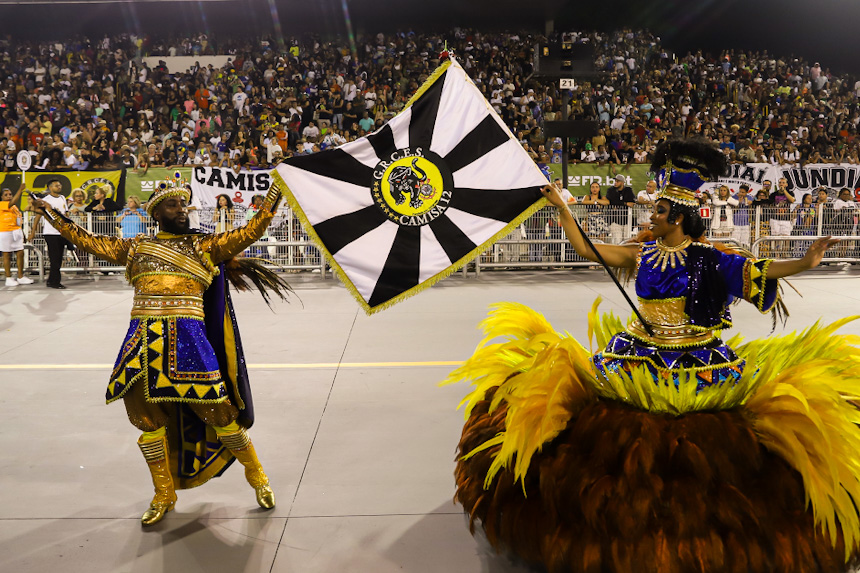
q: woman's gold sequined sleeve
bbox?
[46,208,133,266]
[201,187,283,264]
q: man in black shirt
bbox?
[606,174,636,207]
[606,174,636,243]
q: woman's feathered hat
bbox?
[145,171,191,216]
[650,138,728,207]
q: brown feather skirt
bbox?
[455,388,860,573]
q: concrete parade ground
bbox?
[1,267,859,573]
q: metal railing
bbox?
[23,207,325,274]
[752,235,860,263]
[16,203,860,283]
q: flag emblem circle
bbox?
[372,149,453,227]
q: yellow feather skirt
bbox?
[445,299,860,566]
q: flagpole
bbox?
[569,208,654,337]
[558,79,653,336]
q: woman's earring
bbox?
[675,221,680,225]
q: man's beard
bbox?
[159,215,190,235]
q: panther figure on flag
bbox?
[388,158,433,209]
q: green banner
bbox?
[125,167,194,201]
[548,163,653,197]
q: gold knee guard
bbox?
[137,429,177,526]
[215,426,275,509]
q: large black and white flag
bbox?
[273,58,548,314]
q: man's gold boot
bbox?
[216,426,275,509]
[138,429,177,526]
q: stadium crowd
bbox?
[0,28,858,175]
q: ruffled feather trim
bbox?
[444,300,860,557]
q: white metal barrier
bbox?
[18,203,860,281]
[752,236,860,263]
[23,207,326,274]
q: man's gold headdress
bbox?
[145,171,190,216]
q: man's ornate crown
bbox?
[145,171,191,216]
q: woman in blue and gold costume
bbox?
[447,138,860,572]
[32,176,290,526]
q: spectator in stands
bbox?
[607,175,635,207]
[119,146,137,169]
[116,196,148,238]
[244,194,269,258]
[3,146,16,172]
[605,174,635,243]
[832,188,858,232]
[635,179,658,232]
[815,187,831,206]
[302,121,321,142]
[0,183,33,286]
[769,177,796,256]
[85,186,121,214]
[547,178,575,262]
[636,180,658,207]
[523,202,546,263]
[212,193,235,232]
[832,188,858,259]
[581,182,610,241]
[791,193,818,257]
[582,182,609,206]
[185,186,202,230]
[579,144,596,162]
[752,189,771,208]
[62,147,76,168]
[732,184,754,247]
[67,188,88,223]
[711,185,740,239]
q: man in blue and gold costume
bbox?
[32,176,289,526]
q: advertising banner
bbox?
[702,163,860,201]
[0,170,123,207]
[548,163,652,197]
[699,163,773,197]
[125,167,193,201]
[550,162,860,203]
[773,164,860,201]
[190,166,273,209]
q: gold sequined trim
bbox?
[641,238,692,272]
[105,317,230,405]
[600,353,744,373]
[130,270,200,285]
[217,428,251,451]
[637,298,689,327]
[166,318,222,382]
[743,258,775,313]
[131,295,206,319]
[130,308,206,319]
[627,320,717,347]
[136,241,215,287]
[134,294,204,304]
[657,183,699,207]
[138,437,167,463]
[639,296,686,304]
[626,329,718,349]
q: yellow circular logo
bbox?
[371,149,453,226]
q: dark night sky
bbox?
[1,0,858,75]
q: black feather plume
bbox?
[224,257,293,309]
[650,137,729,181]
